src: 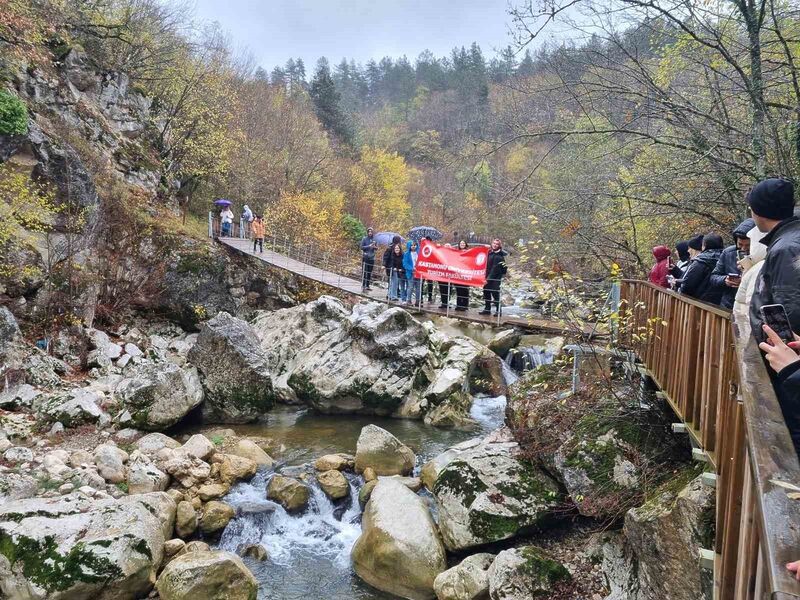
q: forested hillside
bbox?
[3,0,799,280]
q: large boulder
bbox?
[433,438,561,551]
[433,553,494,600]
[155,550,257,600]
[603,473,714,600]
[421,438,483,491]
[0,492,175,599]
[352,479,447,600]
[114,361,204,430]
[487,546,570,599]
[187,312,275,423]
[354,424,416,476]
[267,475,310,513]
[39,388,105,427]
[252,297,430,414]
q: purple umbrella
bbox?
[214,199,232,206]
[374,232,404,246]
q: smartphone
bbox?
[760,304,794,343]
[727,272,741,280]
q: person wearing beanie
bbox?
[708,217,755,309]
[678,233,725,304]
[648,245,672,288]
[747,177,800,456]
[668,240,691,288]
[687,235,704,257]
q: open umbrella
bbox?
[373,232,404,246]
[408,226,443,242]
[214,199,232,207]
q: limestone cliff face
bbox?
[0,48,301,326]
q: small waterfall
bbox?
[469,395,507,430]
[219,469,362,569]
[505,346,554,373]
[500,360,519,386]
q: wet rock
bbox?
[487,329,521,359]
[487,546,570,599]
[0,492,175,599]
[433,439,561,551]
[230,439,274,467]
[352,478,447,600]
[187,312,274,423]
[197,482,230,501]
[354,424,416,476]
[314,453,355,471]
[238,543,268,561]
[267,475,310,513]
[318,469,349,500]
[359,480,378,504]
[114,361,203,430]
[200,500,235,535]
[156,550,258,600]
[433,552,494,600]
[175,500,198,538]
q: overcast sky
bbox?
[190,0,523,71]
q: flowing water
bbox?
[212,330,555,599]
[215,394,509,600]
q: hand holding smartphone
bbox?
[760,304,795,344]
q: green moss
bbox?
[131,538,152,560]
[288,372,320,404]
[468,510,520,541]
[520,546,571,592]
[433,461,488,506]
[497,463,560,503]
[637,462,705,519]
[0,532,123,592]
[115,482,129,494]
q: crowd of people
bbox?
[649,178,800,460]
[359,229,508,316]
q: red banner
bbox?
[414,240,488,287]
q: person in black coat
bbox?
[708,218,755,309]
[479,239,508,316]
[679,233,724,304]
[759,323,800,459]
[454,240,470,311]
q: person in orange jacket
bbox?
[251,214,265,253]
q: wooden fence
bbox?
[620,280,800,600]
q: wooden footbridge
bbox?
[621,281,800,600]
[213,221,601,336]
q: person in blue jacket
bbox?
[402,241,421,305]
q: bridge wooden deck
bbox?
[219,237,596,336]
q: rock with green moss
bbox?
[487,546,570,599]
[433,439,561,551]
[114,360,203,430]
[603,472,713,600]
[156,550,257,600]
[0,491,176,599]
[187,312,275,423]
[39,388,105,428]
[352,478,447,600]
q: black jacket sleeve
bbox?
[709,247,735,291]
[778,361,800,401]
[679,261,706,297]
[764,244,800,334]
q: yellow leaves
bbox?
[350,146,415,232]
[270,188,347,248]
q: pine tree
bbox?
[310,58,352,145]
[517,49,536,77]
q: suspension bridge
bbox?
[211,217,604,336]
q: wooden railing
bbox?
[620,280,800,600]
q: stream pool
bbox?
[213,395,507,600]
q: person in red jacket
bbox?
[648,245,672,288]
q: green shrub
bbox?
[0,90,28,136]
[341,213,367,246]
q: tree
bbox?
[310,57,353,145]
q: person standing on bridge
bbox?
[403,240,421,305]
[220,205,234,238]
[388,243,405,302]
[455,239,471,311]
[708,218,755,309]
[746,178,800,455]
[251,214,265,253]
[648,245,672,288]
[678,234,724,304]
[479,239,507,317]
[359,227,378,291]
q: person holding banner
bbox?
[454,240,470,311]
[479,239,508,316]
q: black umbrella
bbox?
[408,226,443,242]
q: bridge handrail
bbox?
[620,280,800,599]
